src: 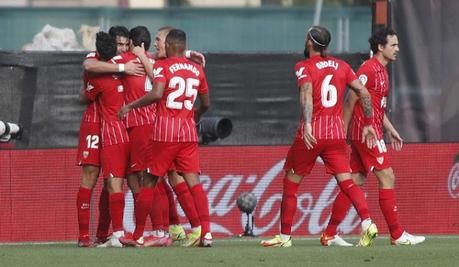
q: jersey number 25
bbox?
[167,77,199,110]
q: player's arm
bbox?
[343,89,359,133]
[299,82,317,149]
[132,43,154,80]
[195,93,210,122]
[187,50,206,68]
[118,81,165,118]
[349,79,376,148]
[83,58,145,76]
[383,114,403,151]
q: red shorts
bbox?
[147,142,200,177]
[283,138,351,176]
[127,124,154,174]
[76,121,101,167]
[101,143,129,179]
[350,139,391,174]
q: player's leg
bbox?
[95,179,111,244]
[163,173,186,241]
[77,164,99,247]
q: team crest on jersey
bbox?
[153,67,164,78]
[83,151,89,159]
[295,67,307,79]
[359,74,368,86]
[376,156,384,165]
[86,83,94,91]
[117,85,124,92]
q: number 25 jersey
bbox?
[294,55,357,140]
[152,56,209,143]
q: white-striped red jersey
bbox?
[349,57,389,140]
[294,55,358,140]
[114,51,156,128]
[84,59,129,147]
[81,52,100,123]
[152,56,209,142]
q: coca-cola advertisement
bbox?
[0,144,458,242]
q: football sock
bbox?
[150,187,163,231]
[379,189,403,239]
[338,179,370,221]
[157,181,170,230]
[133,187,155,240]
[280,233,291,242]
[96,188,111,240]
[109,192,125,232]
[280,178,299,235]
[77,187,92,238]
[324,190,352,237]
[190,183,211,236]
[173,182,201,228]
[163,180,181,225]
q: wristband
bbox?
[363,116,373,126]
[185,50,192,58]
[118,64,125,72]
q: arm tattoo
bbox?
[360,94,373,117]
[303,83,313,123]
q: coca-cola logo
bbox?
[448,162,459,198]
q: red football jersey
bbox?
[152,56,209,142]
[349,57,389,140]
[294,55,357,140]
[84,61,129,147]
[81,52,100,123]
[114,51,156,128]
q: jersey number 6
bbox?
[321,74,337,108]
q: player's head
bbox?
[304,26,331,58]
[108,25,129,54]
[95,31,117,61]
[129,26,151,51]
[369,27,399,62]
[155,26,174,58]
[165,29,186,57]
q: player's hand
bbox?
[189,51,206,68]
[361,125,377,149]
[118,105,131,119]
[303,123,317,150]
[388,129,403,151]
[132,43,145,57]
[125,60,146,76]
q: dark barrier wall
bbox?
[392,0,459,142]
[0,51,368,148]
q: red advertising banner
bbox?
[1,143,458,242]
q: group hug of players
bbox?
[76,25,211,248]
[76,24,426,249]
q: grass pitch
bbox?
[1,236,458,267]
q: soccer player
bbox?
[321,28,425,246]
[76,26,133,247]
[261,26,379,248]
[118,29,212,247]
[80,31,130,248]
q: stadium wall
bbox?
[0,143,458,242]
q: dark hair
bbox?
[369,27,397,54]
[307,26,331,57]
[95,31,117,61]
[165,29,186,46]
[108,25,129,38]
[129,26,151,51]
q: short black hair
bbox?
[369,27,397,54]
[96,31,117,61]
[307,26,331,57]
[108,25,129,38]
[129,26,151,51]
[165,29,186,46]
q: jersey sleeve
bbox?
[111,54,126,64]
[198,69,209,94]
[85,52,97,60]
[294,61,312,88]
[84,80,100,101]
[152,61,167,85]
[356,62,375,88]
[344,62,358,85]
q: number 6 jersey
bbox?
[152,56,209,142]
[294,55,358,140]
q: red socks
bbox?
[280,178,300,235]
[338,179,370,221]
[163,180,181,225]
[157,181,170,230]
[190,183,211,236]
[133,188,154,240]
[77,187,92,239]
[150,187,163,231]
[173,182,200,228]
[109,192,125,233]
[324,190,352,236]
[96,188,111,240]
[379,189,403,239]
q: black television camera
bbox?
[197,117,232,145]
[0,121,23,143]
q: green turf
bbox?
[1,236,458,267]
